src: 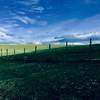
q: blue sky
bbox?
[0,0,100,44]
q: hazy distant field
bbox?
[0,44,65,56]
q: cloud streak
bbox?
[0,0,100,44]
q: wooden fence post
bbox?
[66,41,68,47]
[89,38,92,60]
[35,46,37,53]
[6,49,8,56]
[14,48,15,55]
[1,48,2,57]
[24,48,26,55]
[49,44,51,50]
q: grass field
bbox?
[0,44,65,56]
[0,44,100,100]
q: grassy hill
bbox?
[0,44,100,100]
[0,44,64,56]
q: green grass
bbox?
[1,44,100,61]
[0,44,100,100]
[0,44,65,56]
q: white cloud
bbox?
[18,0,45,13]
[39,14,100,37]
[0,31,21,44]
[23,14,100,43]
[32,6,45,13]
[14,16,35,24]
[0,31,13,40]
[0,27,9,33]
[1,13,100,44]
[0,26,25,44]
[72,32,99,39]
[70,14,100,33]
[18,0,40,6]
[68,42,84,45]
[0,18,21,29]
[14,15,48,26]
[17,11,26,15]
[63,32,100,39]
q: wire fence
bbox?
[0,38,100,63]
[0,44,65,56]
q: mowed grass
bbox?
[0,44,100,100]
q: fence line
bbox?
[0,39,94,60]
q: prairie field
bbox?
[0,44,65,56]
[0,44,100,100]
